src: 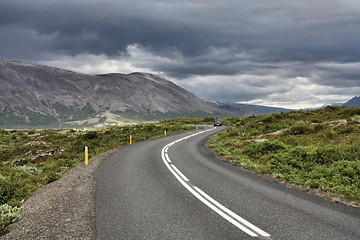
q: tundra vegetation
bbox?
[0,123,193,235]
[209,106,360,205]
[2,107,360,234]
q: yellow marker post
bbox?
[85,146,88,166]
[164,130,167,136]
[130,135,132,144]
[196,126,199,130]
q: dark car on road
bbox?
[214,120,222,126]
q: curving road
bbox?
[95,126,360,239]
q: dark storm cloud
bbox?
[1,0,360,107]
[0,0,226,57]
[2,0,359,62]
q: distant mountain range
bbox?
[213,102,293,116]
[305,96,360,110]
[0,60,228,128]
[215,97,360,116]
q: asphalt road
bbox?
[95,126,360,239]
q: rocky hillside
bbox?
[0,60,226,128]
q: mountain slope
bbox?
[343,96,360,107]
[0,60,226,128]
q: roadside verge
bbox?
[1,148,118,240]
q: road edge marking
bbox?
[161,127,271,238]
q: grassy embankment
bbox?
[209,106,360,205]
[0,123,194,235]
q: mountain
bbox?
[314,97,360,109]
[213,101,293,116]
[343,96,360,107]
[0,60,227,128]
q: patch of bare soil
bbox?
[1,148,119,240]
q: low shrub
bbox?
[243,141,288,158]
[203,117,215,123]
[83,131,98,140]
[17,166,41,175]
[283,124,315,136]
[0,204,22,235]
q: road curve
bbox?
[95,126,360,239]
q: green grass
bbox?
[209,106,360,204]
[159,116,218,125]
[0,122,196,235]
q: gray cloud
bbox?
[1,0,360,108]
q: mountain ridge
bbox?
[213,101,293,116]
[0,60,227,128]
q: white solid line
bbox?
[193,186,270,237]
[192,186,258,237]
[161,147,257,237]
[164,153,171,163]
[160,129,271,238]
[171,164,190,182]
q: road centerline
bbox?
[171,164,190,182]
[161,127,271,238]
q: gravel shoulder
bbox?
[1,147,119,240]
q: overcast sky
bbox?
[1,0,360,109]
